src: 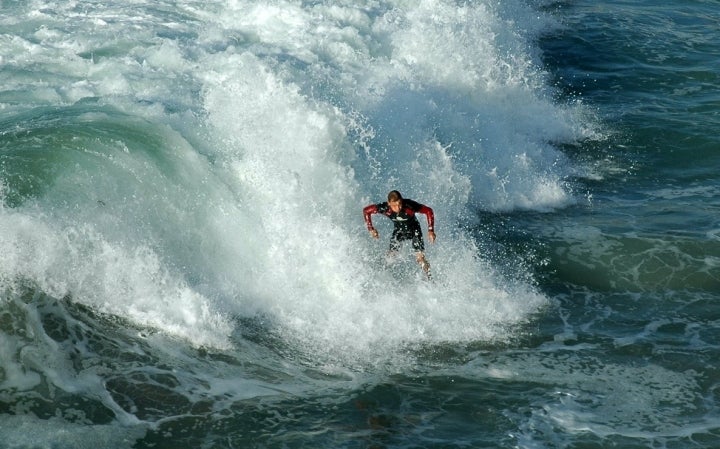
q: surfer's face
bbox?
[388,199,402,213]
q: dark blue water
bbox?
[1,0,719,447]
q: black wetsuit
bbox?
[363,199,434,252]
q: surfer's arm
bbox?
[363,204,380,238]
[417,205,434,231]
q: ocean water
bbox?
[1,0,719,447]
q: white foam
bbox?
[0,414,146,449]
[197,47,548,362]
[0,208,233,349]
[464,351,710,442]
[0,0,598,360]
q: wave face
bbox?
[0,0,594,358]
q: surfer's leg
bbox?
[416,252,431,278]
[411,231,430,278]
[384,249,399,265]
[384,238,401,266]
[388,237,401,253]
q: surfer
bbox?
[363,190,436,278]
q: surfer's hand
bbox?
[369,229,379,239]
[428,230,436,243]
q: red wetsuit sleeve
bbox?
[363,204,379,230]
[418,205,435,231]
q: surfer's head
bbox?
[387,190,403,213]
[387,190,402,202]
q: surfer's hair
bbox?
[387,190,403,202]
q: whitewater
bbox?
[2,0,718,448]
[0,0,587,356]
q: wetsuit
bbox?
[363,199,434,252]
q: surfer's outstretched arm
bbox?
[363,204,380,238]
